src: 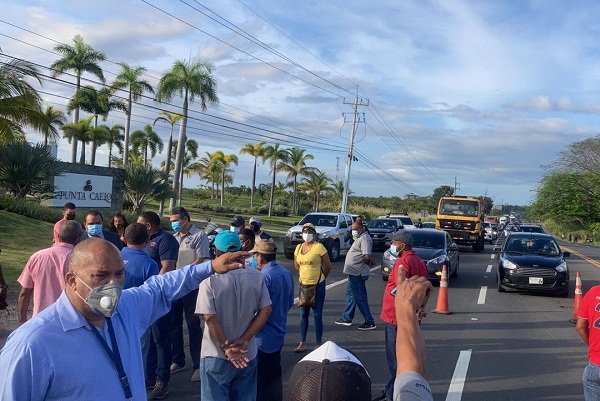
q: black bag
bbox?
[298,283,318,307]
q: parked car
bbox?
[366,218,403,250]
[284,212,354,262]
[494,232,570,297]
[422,222,436,229]
[381,214,415,229]
[381,228,459,282]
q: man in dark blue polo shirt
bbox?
[252,240,294,401]
[137,211,179,399]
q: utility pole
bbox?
[335,156,340,182]
[341,95,368,214]
[454,177,460,195]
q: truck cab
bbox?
[436,196,485,252]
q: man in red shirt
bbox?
[376,230,427,401]
[577,285,600,400]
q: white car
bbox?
[380,214,415,229]
[484,222,497,244]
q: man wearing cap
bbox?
[336,221,377,330]
[251,240,294,401]
[377,230,428,401]
[196,231,272,401]
[230,215,245,233]
[249,216,272,241]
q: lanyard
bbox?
[88,317,132,399]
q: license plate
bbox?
[529,277,543,285]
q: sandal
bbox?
[294,344,307,353]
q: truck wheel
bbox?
[473,242,481,253]
[285,252,294,260]
[329,241,340,262]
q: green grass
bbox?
[0,210,54,286]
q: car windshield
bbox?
[367,219,397,229]
[299,214,337,227]
[440,200,479,216]
[521,225,544,233]
[399,217,413,226]
[506,237,559,255]
[411,233,445,249]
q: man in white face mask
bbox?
[0,237,246,400]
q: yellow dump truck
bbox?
[436,196,485,252]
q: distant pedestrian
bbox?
[293,223,332,352]
[252,240,294,401]
[577,284,600,400]
[239,228,257,269]
[335,221,377,330]
[415,218,424,229]
[196,231,272,401]
[249,216,272,241]
[569,233,573,242]
[109,213,129,246]
[230,215,245,233]
[53,202,77,243]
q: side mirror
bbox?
[294,221,299,226]
[563,251,570,257]
[448,245,459,251]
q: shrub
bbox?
[0,194,62,223]
[273,204,289,216]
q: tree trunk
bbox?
[159,126,173,216]
[179,167,184,206]
[91,141,97,166]
[171,92,188,210]
[251,157,257,210]
[268,162,277,217]
[123,88,133,166]
[72,75,80,164]
[79,141,86,164]
[220,170,225,206]
[108,145,113,168]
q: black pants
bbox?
[257,349,283,401]
[146,310,172,384]
[170,288,202,370]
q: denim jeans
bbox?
[200,356,257,401]
[300,280,326,343]
[257,349,282,401]
[583,361,600,400]
[384,323,398,399]
[146,311,172,384]
[342,274,375,324]
[170,288,202,370]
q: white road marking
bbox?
[294,265,381,304]
[445,350,472,401]
[477,286,487,304]
[490,253,496,259]
[486,264,492,273]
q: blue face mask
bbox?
[230,226,241,234]
[87,224,103,237]
[251,257,258,268]
[171,221,182,233]
[389,245,399,257]
[352,230,359,240]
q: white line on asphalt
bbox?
[486,264,492,273]
[477,286,487,304]
[294,265,381,304]
[445,350,472,401]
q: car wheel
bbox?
[451,258,459,278]
[473,242,481,253]
[497,273,505,292]
[329,240,340,262]
[382,275,388,282]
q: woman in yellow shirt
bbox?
[293,223,332,352]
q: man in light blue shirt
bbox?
[252,240,294,401]
[0,237,245,400]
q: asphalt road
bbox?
[159,240,599,400]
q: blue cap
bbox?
[214,231,241,252]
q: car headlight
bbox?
[319,231,329,239]
[555,261,568,272]
[428,255,446,264]
[502,259,518,270]
[286,230,293,237]
[383,250,397,261]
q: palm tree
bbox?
[124,164,172,215]
[130,124,164,166]
[210,150,239,206]
[153,111,182,214]
[263,144,289,217]
[104,124,124,168]
[0,142,64,199]
[299,170,332,211]
[156,59,219,209]
[41,106,66,147]
[87,125,111,166]
[66,86,127,164]
[331,180,353,210]
[279,147,317,214]
[239,141,266,210]
[50,34,106,163]
[193,152,217,198]
[111,63,154,165]
[60,115,94,159]
[0,58,56,146]
[165,138,199,206]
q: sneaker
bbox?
[150,381,169,399]
[357,322,377,330]
[334,319,352,326]
[191,369,200,382]
[170,363,185,374]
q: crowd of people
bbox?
[0,204,440,401]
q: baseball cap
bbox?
[288,341,371,401]
[250,239,277,255]
[231,215,245,227]
[302,223,316,232]
[249,216,261,225]
[214,231,241,252]
[389,230,413,246]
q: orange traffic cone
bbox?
[570,272,583,324]
[433,265,452,315]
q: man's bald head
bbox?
[68,238,121,275]
[352,221,364,232]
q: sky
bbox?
[2,0,600,206]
